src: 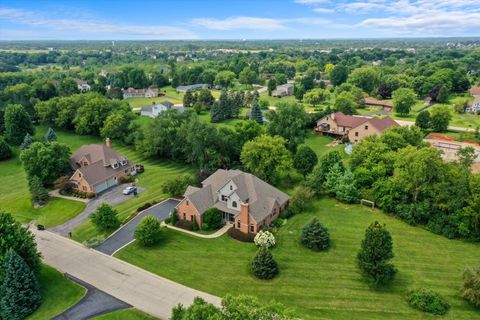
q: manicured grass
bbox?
[260,94,299,107]
[127,96,181,109]
[116,197,480,320]
[94,308,157,320]
[28,264,85,320]
[0,126,95,226]
[303,131,344,158]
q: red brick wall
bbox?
[176,198,202,226]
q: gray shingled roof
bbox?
[183,169,289,223]
[70,144,124,168]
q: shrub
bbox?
[161,174,195,196]
[227,228,255,243]
[164,217,172,224]
[251,247,278,280]
[290,185,315,213]
[301,218,330,251]
[202,208,223,230]
[0,136,12,161]
[460,266,480,307]
[280,207,295,219]
[135,216,162,247]
[137,202,152,212]
[90,203,120,231]
[171,208,179,225]
[119,175,135,184]
[271,219,284,228]
[175,219,193,231]
[357,221,396,286]
[407,288,450,315]
[0,250,42,320]
[254,230,276,248]
[192,218,199,231]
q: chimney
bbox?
[105,137,111,148]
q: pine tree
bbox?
[249,103,263,124]
[20,133,33,150]
[335,169,360,204]
[28,175,49,205]
[218,90,231,118]
[301,218,330,251]
[357,221,396,286]
[251,247,278,279]
[44,127,57,142]
[323,163,344,195]
[210,101,224,123]
[0,250,42,320]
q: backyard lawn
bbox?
[116,197,480,320]
[94,309,157,320]
[28,265,85,320]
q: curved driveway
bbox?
[95,199,180,255]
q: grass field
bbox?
[116,197,480,320]
[0,126,97,226]
[94,309,157,320]
[28,265,85,320]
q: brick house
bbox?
[122,87,159,99]
[175,169,289,234]
[69,138,135,194]
[315,112,399,143]
[272,83,294,97]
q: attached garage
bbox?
[94,177,117,194]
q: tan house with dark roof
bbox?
[69,138,135,194]
[176,169,289,234]
[315,112,398,143]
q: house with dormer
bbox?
[176,169,289,234]
[69,138,135,194]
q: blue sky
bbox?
[0,0,479,40]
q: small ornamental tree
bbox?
[0,250,42,320]
[251,247,278,280]
[28,175,49,205]
[20,133,33,150]
[254,230,276,248]
[135,216,162,247]
[406,288,450,315]
[44,127,57,142]
[289,185,315,213]
[301,218,330,251]
[90,203,120,231]
[460,266,480,307]
[357,221,396,286]
[0,136,12,161]
[202,208,223,230]
[293,145,318,178]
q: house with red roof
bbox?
[315,112,399,143]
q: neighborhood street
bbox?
[94,198,180,255]
[49,185,145,237]
[33,229,221,319]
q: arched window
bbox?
[232,201,237,208]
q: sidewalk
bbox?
[162,223,232,239]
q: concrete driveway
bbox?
[49,185,145,237]
[32,229,221,319]
[95,199,180,255]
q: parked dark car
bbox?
[37,224,45,231]
[135,164,144,173]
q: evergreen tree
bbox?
[251,247,278,280]
[20,133,33,150]
[0,249,42,320]
[218,90,231,118]
[0,136,12,161]
[210,101,224,123]
[335,169,360,203]
[267,78,277,96]
[28,175,49,205]
[44,127,57,142]
[249,103,263,124]
[301,218,330,251]
[324,163,344,195]
[293,145,318,178]
[357,221,396,286]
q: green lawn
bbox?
[116,197,480,320]
[94,308,157,320]
[28,265,85,320]
[127,96,182,109]
[303,131,344,158]
[0,126,97,226]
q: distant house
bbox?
[315,79,332,87]
[99,69,120,77]
[122,87,159,99]
[75,78,91,92]
[175,169,289,234]
[364,97,393,111]
[69,138,135,194]
[469,86,480,97]
[176,56,185,63]
[315,112,399,143]
[272,83,294,97]
[466,96,480,114]
[175,84,210,93]
[140,101,184,118]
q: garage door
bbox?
[94,177,117,193]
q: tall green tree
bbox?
[330,64,349,86]
[335,169,360,203]
[4,104,34,145]
[249,103,263,124]
[214,70,236,88]
[293,145,318,178]
[0,250,42,320]
[334,91,357,115]
[267,78,276,96]
[392,88,417,116]
[251,247,278,280]
[183,90,195,108]
[135,216,162,247]
[430,105,452,132]
[415,110,431,130]
[348,67,379,95]
[210,101,224,123]
[90,204,120,231]
[306,150,344,193]
[357,221,396,286]
[28,175,49,205]
[239,66,257,86]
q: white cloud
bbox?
[0,7,197,39]
[294,0,330,4]
[190,16,284,30]
[313,8,334,13]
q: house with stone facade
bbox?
[175,169,289,234]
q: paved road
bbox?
[49,185,145,237]
[33,229,221,320]
[52,274,131,320]
[396,119,474,132]
[95,199,180,255]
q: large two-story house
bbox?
[69,138,135,194]
[176,169,289,234]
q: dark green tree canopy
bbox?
[4,104,34,145]
[251,247,279,280]
[293,145,318,178]
[301,218,330,251]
